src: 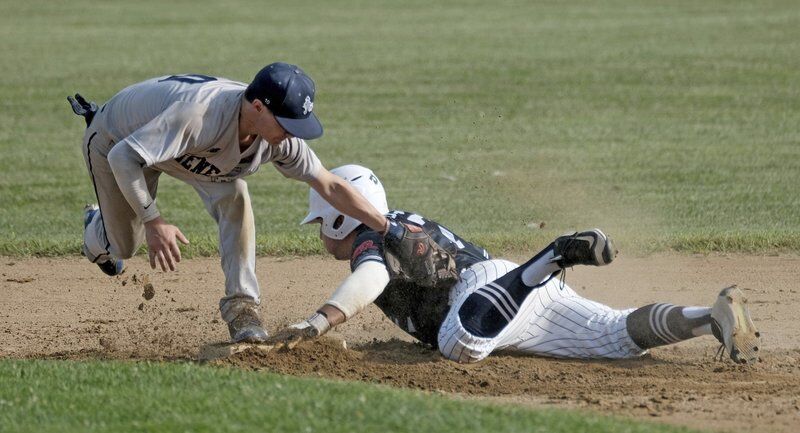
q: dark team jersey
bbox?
[349,210,490,347]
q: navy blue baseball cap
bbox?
[245,62,323,140]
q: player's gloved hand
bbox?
[269,313,331,350]
[380,219,459,288]
[382,220,407,247]
[144,216,190,272]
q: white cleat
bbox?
[711,285,760,365]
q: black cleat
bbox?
[551,229,617,268]
[68,93,98,127]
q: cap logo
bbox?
[302,95,314,114]
[263,98,271,105]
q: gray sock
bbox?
[626,303,712,349]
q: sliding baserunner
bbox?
[271,164,760,365]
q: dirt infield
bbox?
[1,254,799,432]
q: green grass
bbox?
[0,359,696,433]
[1,0,799,256]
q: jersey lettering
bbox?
[350,232,384,271]
[386,210,405,219]
[352,240,376,261]
[158,74,218,84]
[176,154,222,176]
[439,226,465,249]
[406,213,425,226]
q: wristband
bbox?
[307,312,332,336]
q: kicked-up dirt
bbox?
[1,254,798,432]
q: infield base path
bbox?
[1,254,798,432]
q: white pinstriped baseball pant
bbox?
[437,259,646,363]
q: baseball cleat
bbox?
[228,306,269,343]
[551,229,617,268]
[68,93,98,127]
[711,286,760,364]
[96,257,125,277]
[83,204,125,276]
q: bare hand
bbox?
[144,216,189,272]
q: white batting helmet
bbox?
[300,164,389,240]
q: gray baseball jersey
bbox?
[93,74,321,183]
[81,73,322,322]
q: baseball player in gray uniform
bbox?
[69,63,393,343]
[271,164,761,365]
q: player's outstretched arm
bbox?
[144,216,189,272]
[270,261,390,348]
[308,169,388,234]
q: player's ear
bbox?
[251,98,265,112]
[332,215,345,230]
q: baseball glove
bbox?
[383,222,459,289]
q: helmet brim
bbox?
[300,212,319,225]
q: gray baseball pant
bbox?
[81,124,260,323]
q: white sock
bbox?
[683,306,712,336]
[520,250,561,287]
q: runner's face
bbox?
[320,228,351,260]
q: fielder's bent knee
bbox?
[115,246,138,260]
[110,234,141,260]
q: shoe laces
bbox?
[709,318,727,361]
[558,266,567,291]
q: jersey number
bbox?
[158,74,218,84]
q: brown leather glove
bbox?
[383,222,459,289]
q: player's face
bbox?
[319,228,351,260]
[252,100,292,145]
